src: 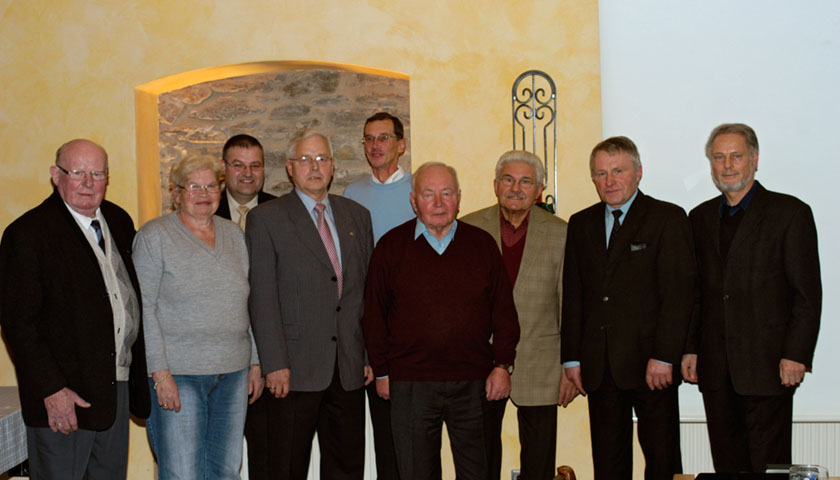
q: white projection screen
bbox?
[598,0,840,420]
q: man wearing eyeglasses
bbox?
[213,134,276,480]
[343,111,415,480]
[0,139,150,479]
[461,150,577,480]
[246,129,374,479]
[217,134,276,229]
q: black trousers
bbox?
[366,382,401,479]
[390,380,488,480]
[265,367,365,480]
[702,372,793,473]
[243,391,270,480]
[587,369,682,480]
[27,382,130,480]
[484,399,558,480]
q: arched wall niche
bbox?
[135,61,410,224]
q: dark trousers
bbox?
[587,369,682,480]
[366,382,401,479]
[266,366,365,480]
[484,399,557,480]
[244,391,270,480]
[702,372,793,473]
[27,382,130,480]
[390,380,488,480]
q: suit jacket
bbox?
[461,204,567,406]
[686,182,821,396]
[0,190,150,428]
[561,191,695,392]
[246,192,373,392]
[215,189,276,220]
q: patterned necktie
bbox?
[237,205,249,230]
[90,219,106,252]
[608,209,623,252]
[314,203,342,298]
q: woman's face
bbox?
[176,168,221,220]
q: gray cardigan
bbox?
[133,212,258,375]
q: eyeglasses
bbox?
[289,155,333,166]
[362,134,398,145]
[498,176,536,189]
[56,165,109,182]
[176,183,221,196]
[224,160,264,172]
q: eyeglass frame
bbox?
[288,155,334,166]
[223,159,264,172]
[56,164,109,182]
[362,134,399,145]
[175,183,222,196]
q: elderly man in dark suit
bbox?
[562,136,695,480]
[681,123,821,473]
[246,129,374,479]
[215,133,275,480]
[0,139,150,479]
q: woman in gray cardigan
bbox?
[133,155,262,479]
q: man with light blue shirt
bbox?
[343,112,414,480]
[363,162,520,480]
[561,136,695,480]
[344,112,415,245]
[246,129,374,479]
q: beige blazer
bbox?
[461,204,567,406]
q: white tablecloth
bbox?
[0,386,27,473]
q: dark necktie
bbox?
[314,203,342,298]
[90,220,106,253]
[607,209,622,252]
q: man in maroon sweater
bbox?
[363,162,520,480]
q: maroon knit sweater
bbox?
[363,219,520,381]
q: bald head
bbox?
[50,139,109,217]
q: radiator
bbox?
[680,420,840,476]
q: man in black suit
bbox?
[681,123,821,473]
[216,133,275,480]
[561,136,695,480]
[0,139,150,479]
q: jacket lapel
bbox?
[606,191,648,268]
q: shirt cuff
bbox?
[562,361,580,368]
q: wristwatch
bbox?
[494,363,514,375]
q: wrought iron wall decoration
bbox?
[512,70,558,214]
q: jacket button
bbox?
[331,276,337,282]
[331,336,337,342]
[723,294,730,301]
[602,296,609,302]
[336,306,341,312]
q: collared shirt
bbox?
[226,191,259,226]
[371,166,406,185]
[500,209,530,248]
[415,219,458,255]
[603,189,639,248]
[499,208,530,287]
[63,202,132,380]
[295,188,342,268]
[718,181,757,218]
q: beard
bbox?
[711,169,754,194]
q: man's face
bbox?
[363,119,405,172]
[286,136,334,202]
[591,150,642,208]
[224,146,265,203]
[493,161,544,217]
[710,133,758,195]
[50,140,108,218]
[410,165,460,233]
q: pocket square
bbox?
[630,242,647,252]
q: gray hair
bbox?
[55,139,108,167]
[495,150,545,186]
[170,154,223,189]
[705,123,759,160]
[411,162,460,192]
[286,129,334,160]
[589,136,641,175]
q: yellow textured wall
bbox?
[0,0,603,478]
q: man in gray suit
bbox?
[246,129,374,479]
